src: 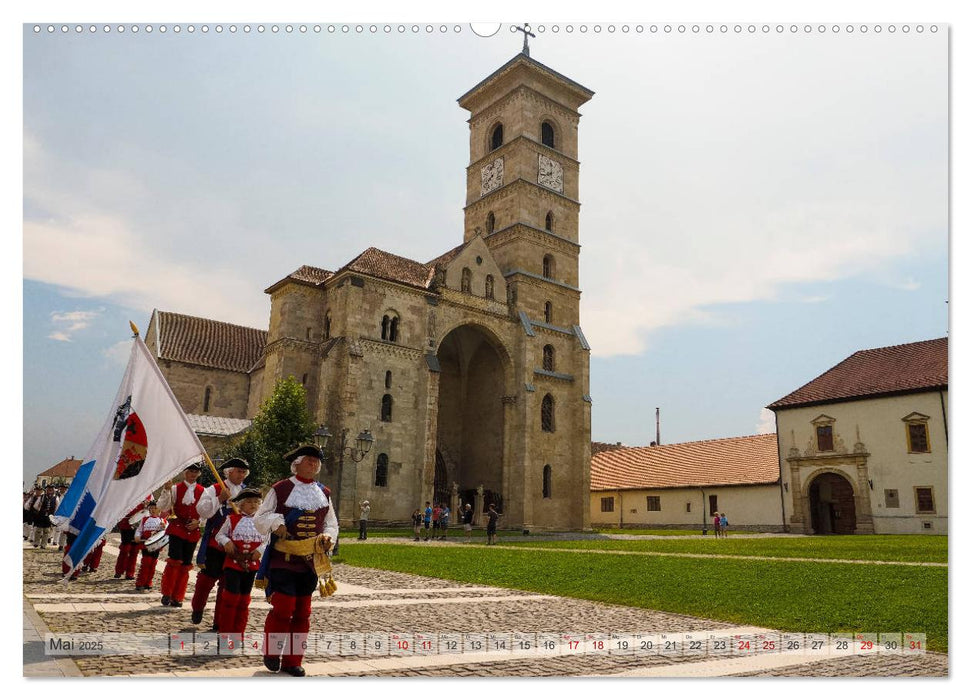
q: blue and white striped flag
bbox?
[54,333,204,579]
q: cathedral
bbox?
[145,51,594,530]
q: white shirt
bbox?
[196,480,245,519]
[253,476,339,543]
[215,515,267,553]
[157,480,201,513]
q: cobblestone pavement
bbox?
[22,538,947,678]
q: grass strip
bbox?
[338,543,947,652]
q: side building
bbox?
[590,434,783,532]
[768,337,948,535]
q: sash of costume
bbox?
[196,482,245,566]
[254,506,305,597]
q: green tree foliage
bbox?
[222,376,317,487]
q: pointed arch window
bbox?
[375,453,389,487]
[461,267,472,293]
[543,254,555,279]
[543,465,552,498]
[543,345,555,372]
[381,394,393,422]
[541,121,555,148]
[541,394,555,432]
[490,123,504,151]
[486,211,496,234]
[485,274,495,300]
[203,386,212,413]
[545,211,554,232]
[544,301,553,324]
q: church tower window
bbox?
[541,121,555,148]
[541,394,555,432]
[381,394,393,422]
[390,316,399,342]
[545,211,554,232]
[203,386,212,413]
[485,274,495,299]
[381,314,400,342]
[543,465,552,498]
[486,211,496,234]
[381,315,390,340]
[490,123,504,151]
[385,370,392,389]
[543,254,555,279]
[461,267,472,293]
[375,453,389,487]
[543,345,555,372]
[544,301,553,324]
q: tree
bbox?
[223,376,317,487]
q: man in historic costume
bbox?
[32,485,59,548]
[115,497,152,580]
[190,458,250,627]
[157,463,205,607]
[23,488,41,542]
[214,488,267,635]
[254,445,337,677]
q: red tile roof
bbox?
[768,338,948,410]
[156,311,267,374]
[264,265,333,294]
[339,247,437,290]
[591,434,779,491]
[426,242,467,269]
[37,458,82,479]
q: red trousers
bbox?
[136,553,159,588]
[84,541,105,570]
[115,543,142,578]
[217,591,253,635]
[160,559,193,602]
[191,571,225,628]
[263,592,313,667]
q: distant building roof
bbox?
[155,311,267,374]
[591,434,779,491]
[591,441,627,456]
[37,457,82,479]
[768,338,948,410]
[186,414,252,437]
[338,247,437,290]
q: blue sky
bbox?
[19,19,949,485]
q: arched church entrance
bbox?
[808,472,857,535]
[435,324,508,520]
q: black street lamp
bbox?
[315,425,374,524]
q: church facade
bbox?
[146,53,595,531]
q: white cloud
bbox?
[46,308,102,341]
[102,340,133,367]
[756,408,776,435]
[47,332,71,342]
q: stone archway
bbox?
[434,324,510,518]
[808,472,857,535]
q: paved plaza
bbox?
[23,536,947,678]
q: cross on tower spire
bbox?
[513,23,535,57]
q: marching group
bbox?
[24,444,344,677]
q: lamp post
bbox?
[314,425,374,526]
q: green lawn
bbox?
[337,542,947,652]
[496,535,949,563]
[593,528,704,537]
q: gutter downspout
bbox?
[774,411,788,533]
[699,488,708,535]
[618,490,623,529]
[939,390,948,445]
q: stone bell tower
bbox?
[456,52,594,530]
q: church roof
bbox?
[37,457,83,479]
[457,52,594,107]
[767,337,948,411]
[264,264,333,293]
[426,242,467,269]
[186,414,252,437]
[155,311,267,374]
[338,247,437,290]
[591,434,779,491]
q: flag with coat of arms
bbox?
[54,328,205,579]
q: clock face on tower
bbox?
[538,154,563,192]
[480,157,504,196]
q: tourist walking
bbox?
[462,503,474,542]
[486,503,500,545]
[423,501,432,540]
[439,504,450,540]
[358,500,370,540]
[712,511,722,538]
[412,508,423,541]
[720,512,729,537]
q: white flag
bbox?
[55,333,205,578]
